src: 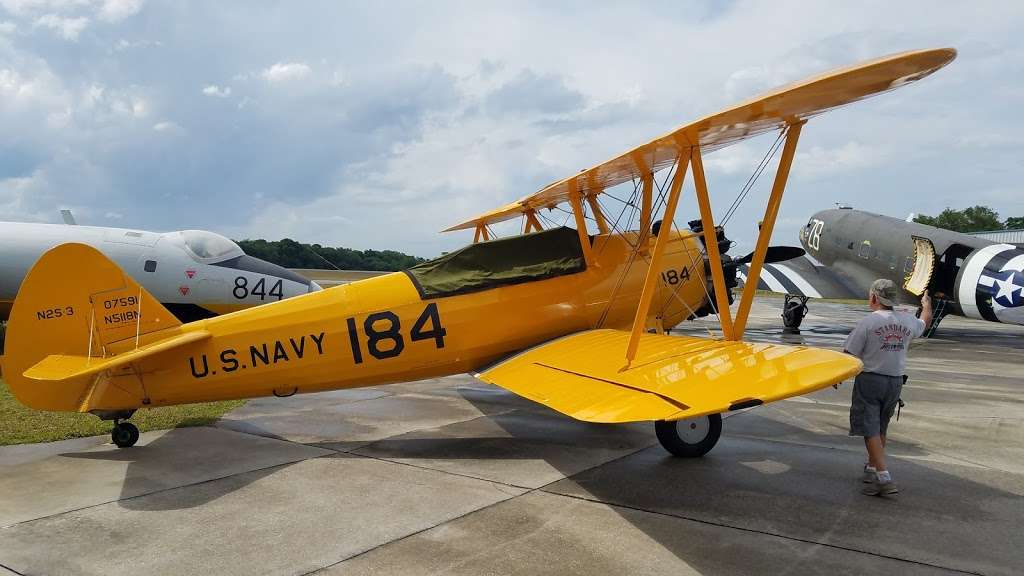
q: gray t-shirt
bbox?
[843,309,925,377]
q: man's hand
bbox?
[921,292,932,310]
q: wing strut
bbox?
[568,180,596,267]
[692,144,737,340]
[472,224,491,243]
[624,151,690,366]
[732,121,804,338]
[523,209,543,233]
[586,194,609,234]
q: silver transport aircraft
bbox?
[737,208,1024,332]
[0,221,320,322]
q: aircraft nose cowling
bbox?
[954,244,1024,325]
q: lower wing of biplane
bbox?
[449,48,954,455]
[477,329,860,415]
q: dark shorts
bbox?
[849,372,903,438]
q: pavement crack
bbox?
[0,560,26,576]
[535,489,987,576]
[302,489,522,576]
[300,429,659,574]
[0,453,327,530]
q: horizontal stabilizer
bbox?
[24,330,211,383]
[477,330,861,423]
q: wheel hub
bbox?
[675,416,710,443]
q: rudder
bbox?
[2,243,181,412]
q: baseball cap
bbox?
[870,278,897,307]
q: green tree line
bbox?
[237,238,425,271]
[914,206,1024,233]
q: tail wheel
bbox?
[655,414,722,457]
[112,422,140,448]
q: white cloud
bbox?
[113,38,160,51]
[4,0,142,40]
[1,0,142,19]
[0,20,16,33]
[793,141,883,180]
[77,82,148,120]
[152,120,179,132]
[46,106,71,127]
[97,0,141,23]
[33,13,88,40]
[0,1,91,16]
[0,65,68,108]
[201,84,231,98]
[261,62,311,83]
[0,170,55,222]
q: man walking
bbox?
[844,279,932,497]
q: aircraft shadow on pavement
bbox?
[60,428,303,512]
[353,386,1023,574]
[43,378,1023,573]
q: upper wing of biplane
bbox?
[445,48,956,233]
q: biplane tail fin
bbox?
[2,243,186,412]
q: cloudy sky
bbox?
[1,1,1021,257]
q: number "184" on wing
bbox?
[346,303,446,363]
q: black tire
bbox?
[112,422,140,448]
[655,413,722,457]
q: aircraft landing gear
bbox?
[111,421,140,448]
[782,294,809,334]
[655,413,722,457]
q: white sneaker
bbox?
[862,465,877,484]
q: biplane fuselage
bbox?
[106,231,706,409]
[6,230,707,412]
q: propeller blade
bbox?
[732,246,805,266]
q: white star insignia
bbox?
[993,272,1024,306]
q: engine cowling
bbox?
[954,244,1024,325]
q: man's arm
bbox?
[918,292,933,335]
[844,320,867,357]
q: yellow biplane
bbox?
[3,48,954,456]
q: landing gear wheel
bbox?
[111,422,140,448]
[655,414,722,457]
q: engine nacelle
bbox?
[954,244,1024,325]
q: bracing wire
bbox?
[552,205,597,224]
[537,210,558,228]
[304,244,342,270]
[719,128,787,226]
[594,158,680,328]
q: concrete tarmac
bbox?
[1,297,1021,575]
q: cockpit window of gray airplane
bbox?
[179,230,244,262]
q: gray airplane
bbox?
[0,221,320,322]
[737,208,1024,330]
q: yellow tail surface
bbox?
[2,243,185,412]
